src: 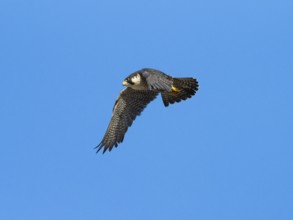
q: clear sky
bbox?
[1,0,292,219]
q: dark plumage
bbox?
[96,68,199,153]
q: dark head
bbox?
[122,72,142,86]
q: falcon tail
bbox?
[161,77,199,107]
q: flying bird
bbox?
[96,68,199,153]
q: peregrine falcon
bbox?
[96,68,199,153]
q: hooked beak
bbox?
[122,80,128,86]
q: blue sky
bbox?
[1,0,292,219]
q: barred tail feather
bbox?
[161,77,199,107]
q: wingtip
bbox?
[95,143,104,154]
[163,102,169,107]
[95,143,113,154]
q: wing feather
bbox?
[141,68,174,91]
[96,87,158,153]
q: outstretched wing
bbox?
[96,87,159,153]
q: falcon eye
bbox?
[127,78,134,85]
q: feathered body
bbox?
[96,68,199,153]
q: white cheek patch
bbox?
[131,74,141,84]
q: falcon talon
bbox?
[96,68,199,153]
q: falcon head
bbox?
[123,73,142,86]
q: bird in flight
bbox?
[96,68,199,153]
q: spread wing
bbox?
[96,87,159,153]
